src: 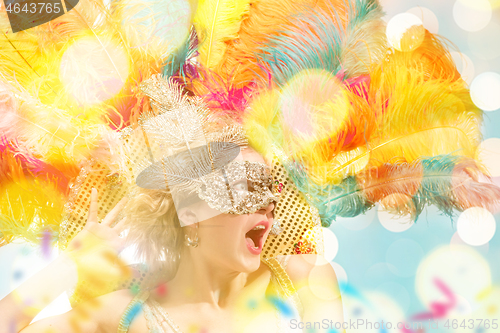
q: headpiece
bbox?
[133,75,281,221]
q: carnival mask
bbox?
[197,160,281,215]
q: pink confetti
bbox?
[41,228,52,259]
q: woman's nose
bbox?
[257,201,275,215]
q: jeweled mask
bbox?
[197,160,281,215]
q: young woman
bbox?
[0,145,345,333]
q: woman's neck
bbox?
[164,247,251,309]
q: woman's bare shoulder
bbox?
[285,254,338,287]
[284,254,343,321]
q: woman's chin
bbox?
[241,262,260,274]
[234,254,261,273]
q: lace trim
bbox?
[118,292,182,333]
[146,299,182,333]
[142,302,160,333]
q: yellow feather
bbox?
[243,90,281,161]
[307,146,370,185]
[0,177,64,246]
[193,0,250,69]
[366,64,480,162]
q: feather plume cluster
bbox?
[0,142,66,245]
[188,0,385,122]
[0,79,103,164]
[212,0,385,87]
[255,0,385,86]
[0,0,195,245]
[239,1,499,226]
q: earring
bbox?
[184,231,199,247]
[270,219,283,236]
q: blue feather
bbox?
[162,27,198,78]
[287,162,371,227]
[287,154,500,227]
[256,0,382,86]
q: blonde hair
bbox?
[124,186,185,280]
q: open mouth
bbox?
[245,221,269,254]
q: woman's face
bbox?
[186,148,275,273]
